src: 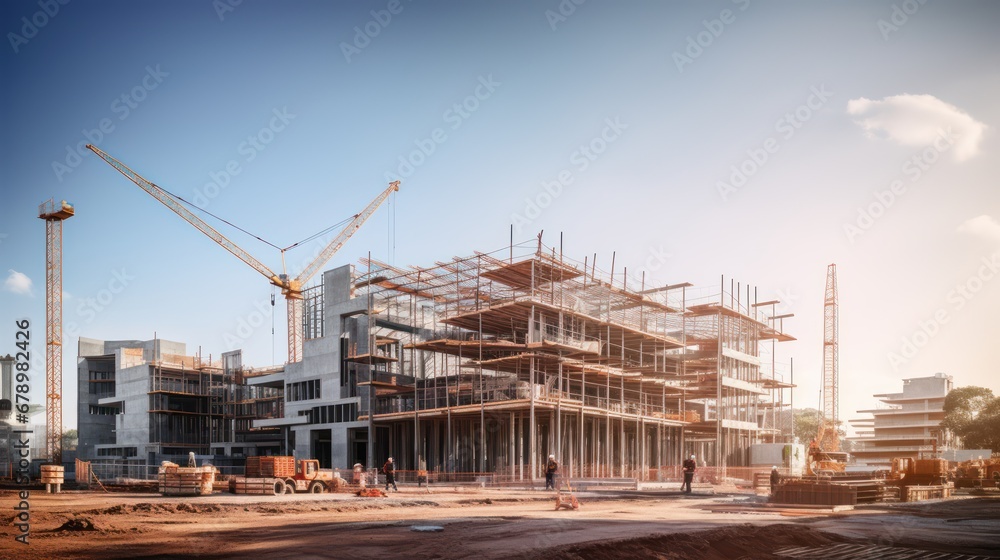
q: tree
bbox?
[62,429,78,451]
[781,408,847,449]
[792,408,822,444]
[942,386,1000,451]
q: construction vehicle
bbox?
[887,457,951,501]
[953,458,1000,489]
[246,456,347,494]
[243,456,346,494]
[891,457,948,485]
[806,422,848,476]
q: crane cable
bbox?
[155,183,282,251]
[158,182,356,255]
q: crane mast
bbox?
[821,263,839,452]
[86,144,399,363]
[39,199,74,465]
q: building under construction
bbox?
[258,238,794,481]
[77,338,284,466]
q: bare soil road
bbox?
[3,488,999,559]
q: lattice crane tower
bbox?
[39,199,74,465]
[822,263,839,432]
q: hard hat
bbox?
[690,454,696,459]
[549,454,555,459]
[388,457,393,461]
[772,465,777,469]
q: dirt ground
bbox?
[2,486,999,559]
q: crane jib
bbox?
[85,144,398,363]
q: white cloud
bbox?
[4,270,34,296]
[846,94,986,162]
[958,215,1000,244]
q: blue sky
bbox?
[2,0,998,433]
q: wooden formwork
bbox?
[245,456,295,478]
[902,485,951,502]
[229,476,287,495]
[772,481,857,506]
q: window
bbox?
[97,446,137,457]
[287,379,321,402]
[88,370,115,397]
[89,405,120,416]
[306,402,358,424]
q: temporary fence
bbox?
[88,460,246,483]
[392,469,495,485]
[649,466,784,485]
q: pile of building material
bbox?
[230,477,288,496]
[41,464,65,493]
[889,458,952,502]
[771,478,884,506]
[245,456,295,478]
[902,485,952,501]
[157,461,218,496]
[773,481,858,506]
[953,458,1000,489]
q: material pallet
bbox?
[903,484,951,502]
[158,466,216,496]
[229,476,286,495]
[245,456,296,478]
[772,482,857,506]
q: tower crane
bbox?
[39,199,74,465]
[86,144,398,363]
[807,263,848,475]
[820,263,839,452]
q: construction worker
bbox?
[382,457,398,492]
[770,466,781,495]
[682,454,696,493]
[545,454,559,490]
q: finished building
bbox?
[849,373,991,467]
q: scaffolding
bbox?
[147,350,283,456]
[340,238,794,481]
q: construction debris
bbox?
[56,518,97,532]
[555,479,580,510]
